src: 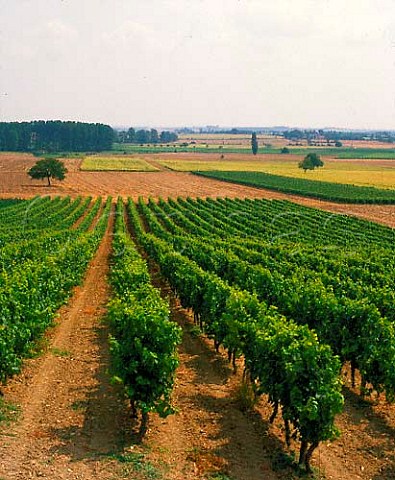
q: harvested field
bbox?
[155,156,395,190]
[0,152,394,228]
[177,133,289,148]
[341,140,395,149]
[81,155,159,172]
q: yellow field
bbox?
[177,133,288,147]
[81,156,159,172]
[157,158,395,189]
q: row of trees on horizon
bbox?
[117,127,178,144]
[0,121,114,153]
[283,129,395,144]
[179,126,395,143]
[2,120,393,153]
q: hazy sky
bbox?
[1,0,394,129]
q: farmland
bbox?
[114,134,395,159]
[195,171,395,203]
[81,155,159,172]
[0,188,395,479]
[0,196,110,382]
[156,155,395,190]
[3,0,395,476]
[1,152,394,227]
[0,147,395,479]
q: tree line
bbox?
[117,127,178,144]
[0,121,114,152]
[283,128,395,144]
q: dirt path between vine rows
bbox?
[0,207,131,480]
[128,259,395,480]
[0,201,294,480]
[135,265,283,480]
[1,201,395,480]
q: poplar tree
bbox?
[251,132,258,155]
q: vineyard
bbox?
[194,171,395,203]
[1,195,395,478]
[123,195,394,470]
[0,196,111,382]
[108,199,181,434]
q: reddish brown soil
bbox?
[135,219,395,480]
[0,210,128,480]
[0,196,395,479]
[147,302,395,480]
[124,256,395,480]
[0,153,394,228]
[142,296,282,480]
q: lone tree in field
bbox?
[28,158,68,186]
[251,132,258,155]
[298,152,324,172]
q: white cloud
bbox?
[102,21,154,45]
[0,0,394,128]
[45,20,78,41]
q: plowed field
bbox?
[0,152,394,227]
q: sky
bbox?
[0,0,394,129]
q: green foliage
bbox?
[251,132,258,155]
[108,199,181,427]
[298,153,324,171]
[51,348,71,357]
[336,150,395,159]
[0,120,114,152]
[127,199,344,470]
[207,473,234,480]
[28,158,68,186]
[111,451,163,479]
[194,171,395,204]
[236,377,259,412]
[159,234,395,398]
[131,195,394,469]
[0,196,111,383]
[0,398,20,425]
[117,128,178,145]
[157,198,395,390]
[111,140,395,158]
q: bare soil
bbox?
[134,217,395,480]
[0,209,128,480]
[1,154,395,480]
[0,152,394,228]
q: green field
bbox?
[0,196,111,381]
[337,151,395,159]
[157,158,395,190]
[194,170,395,203]
[130,195,394,469]
[113,142,395,158]
[1,194,394,473]
[81,156,159,171]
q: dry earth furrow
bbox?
[0,207,130,480]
